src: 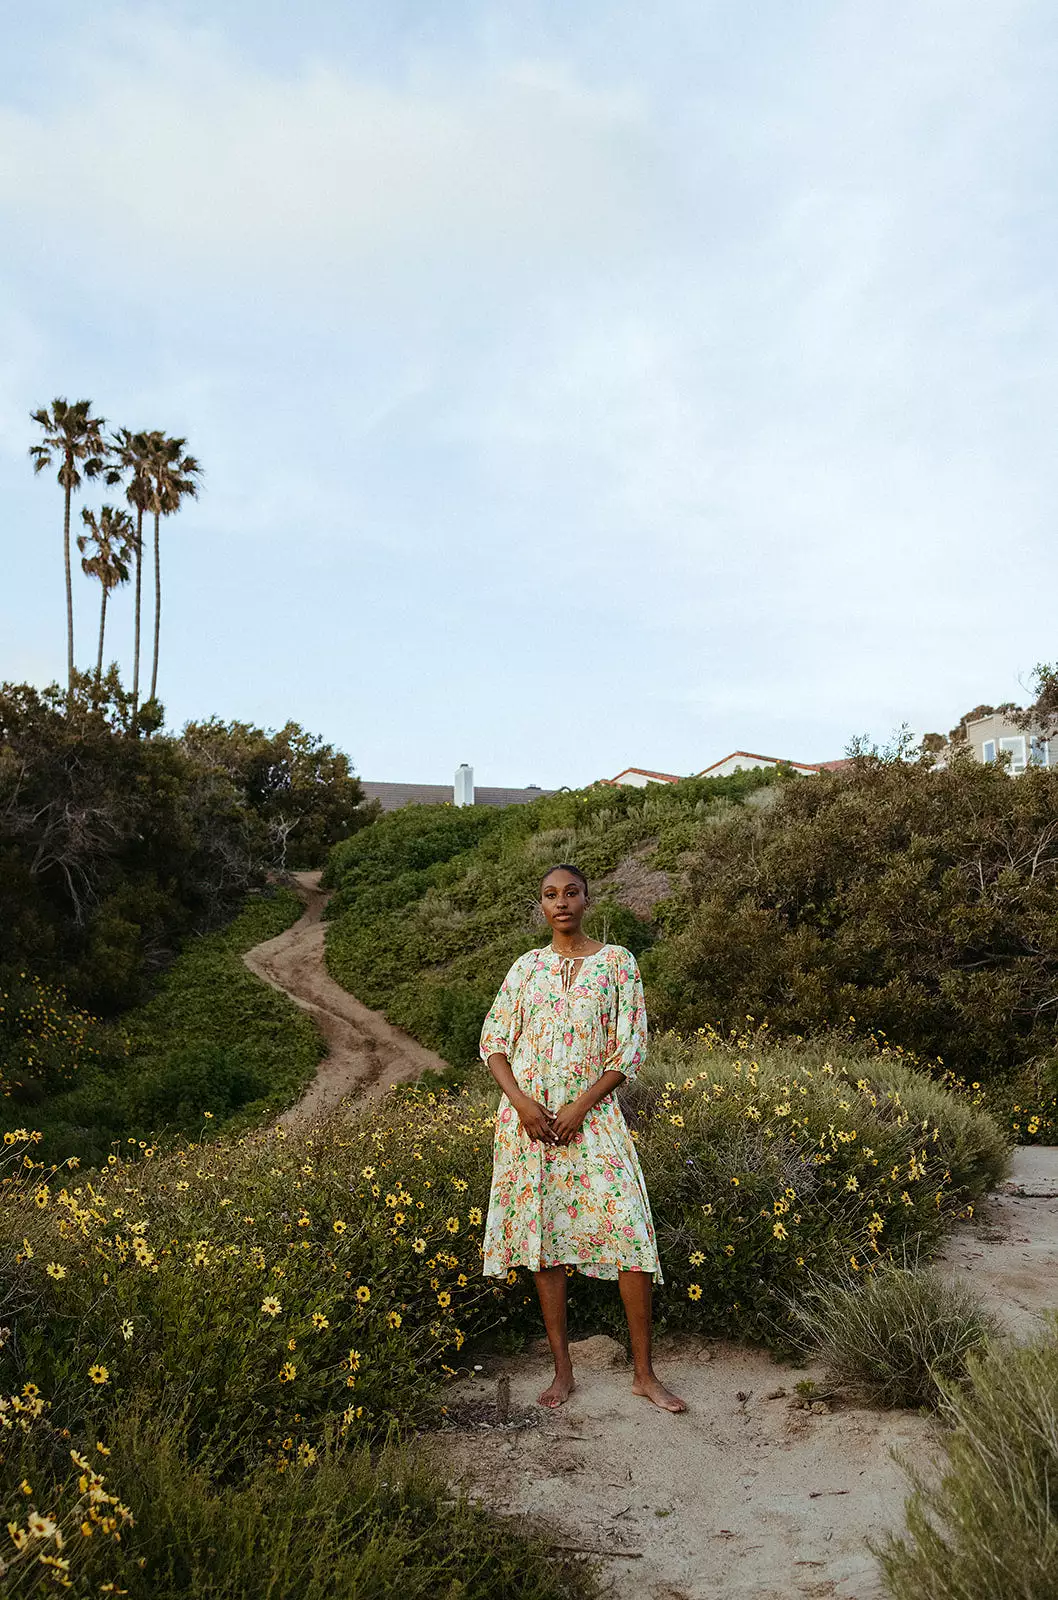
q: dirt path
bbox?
[427,1148,1058,1600]
[242,870,448,1126]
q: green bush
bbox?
[1,1400,596,1600]
[0,674,375,1014]
[24,889,321,1165]
[648,752,1058,1083]
[876,1317,1058,1598]
[791,1261,999,1409]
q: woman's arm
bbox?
[486,1051,557,1143]
[550,1068,626,1144]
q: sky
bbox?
[2,1,1056,790]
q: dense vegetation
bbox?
[0,676,374,1018]
[323,764,785,1072]
[877,1317,1058,1599]
[323,754,1058,1137]
[0,1025,1004,1594]
[1,888,321,1166]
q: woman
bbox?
[480,863,685,1412]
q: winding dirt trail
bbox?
[242,870,447,1126]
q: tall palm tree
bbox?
[109,428,153,715]
[141,432,203,705]
[28,398,109,706]
[77,505,134,683]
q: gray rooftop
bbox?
[361,781,556,812]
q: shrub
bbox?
[23,889,320,1165]
[648,752,1058,1082]
[790,1261,999,1409]
[876,1317,1058,1598]
[0,1398,597,1600]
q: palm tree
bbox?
[108,428,153,715]
[28,398,109,705]
[77,505,134,683]
[141,431,203,704]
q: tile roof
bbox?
[695,750,823,776]
[610,766,683,783]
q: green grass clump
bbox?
[1,1402,596,1600]
[876,1318,1058,1598]
[791,1261,999,1409]
[12,889,321,1166]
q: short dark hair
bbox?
[539,863,589,896]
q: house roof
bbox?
[816,758,856,772]
[361,781,554,812]
[610,766,683,783]
[696,750,823,777]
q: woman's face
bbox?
[540,871,588,934]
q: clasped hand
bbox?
[516,1096,586,1146]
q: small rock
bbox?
[569,1334,628,1369]
[765,1387,787,1400]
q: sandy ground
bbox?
[933,1146,1058,1338]
[427,1337,928,1600]
[427,1149,1058,1600]
[241,884,1058,1597]
[242,870,447,1126]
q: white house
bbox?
[696,750,823,779]
[604,766,683,788]
[944,713,1051,774]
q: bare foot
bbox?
[538,1368,575,1408]
[632,1373,687,1413]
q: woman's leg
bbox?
[534,1265,575,1406]
[618,1270,687,1413]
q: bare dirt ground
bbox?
[242,869,447,1126]
[241,893,1058,1598]
[427,1149,1058,1600]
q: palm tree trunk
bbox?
[97,585,108,683]
[132,507,143,715]
[149,508,161,704]
[63,476,74,710]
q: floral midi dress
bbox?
[479,944,663,1282]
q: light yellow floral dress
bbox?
[479,944,663,1282]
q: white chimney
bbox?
[454,763,474,807]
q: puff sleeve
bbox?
[479,957,527,1064]
[604,948,648,1082]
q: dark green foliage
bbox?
[21,889,320,1165]
[0,674,271,1016]
[648,751,1058,1081]
[181,716,376,869]
[323,770,783,1076]
[876,1318,1058,1598]
[0,676,374,1017]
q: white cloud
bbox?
[0,21,659,302]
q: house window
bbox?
[999,736,1027,773]
[1030,736,1050,768]
[982,740,996,763]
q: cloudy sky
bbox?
[2,1,1055,789]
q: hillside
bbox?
[321,757,1058,1140]
[320,766,789,1072]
